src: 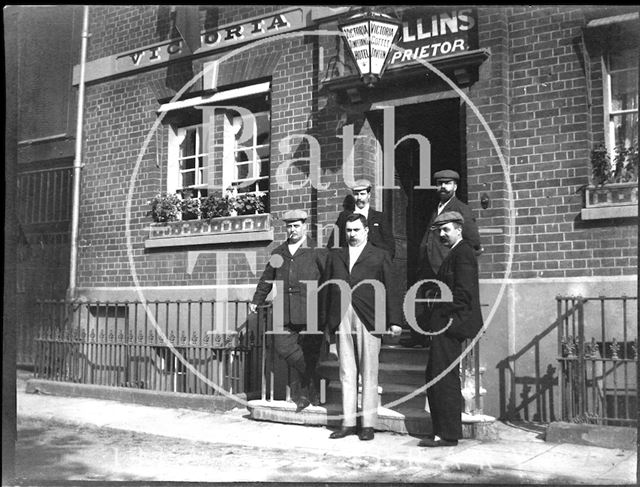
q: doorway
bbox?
[378,98,466,295]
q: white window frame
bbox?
[222,109,270,194]
[602,45,638,161]
[167,124,209,198]
[165,82,271,209]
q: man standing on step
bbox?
[328,179,395,259]
[321,213,402,441]
[401,169,482,348]
[419,211,484,447]
[250,209,326,412]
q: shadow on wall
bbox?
[496,317,559,422]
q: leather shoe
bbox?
[295,396,311,412]
[358,427,375,441]
[329,427,357,439]
[418,438,458,447]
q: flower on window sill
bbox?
[148,192,181,223]
[149,189,268,223]
[590,143,639,186]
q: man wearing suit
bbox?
[419,211,484,447]
[250,209,326,412]
[329,179,395,259]
[401,169,482,348]
[322,213,402,441]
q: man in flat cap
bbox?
[402,169,481,348]
[328,179,395,259]
[418,211,484,447]
[250,209,327,411]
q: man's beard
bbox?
[438,189,452,202]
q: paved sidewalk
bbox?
[15,376,637,484]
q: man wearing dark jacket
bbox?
[419,211,484,447]
[328,179,395,259]
[322,213,402,441]
[250,209,326,412]
[402,169,482,348]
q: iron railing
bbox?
[557,295,637,427]
[17,166,73,225]
[260,325,487,416]
[34,298,267,396]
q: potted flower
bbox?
[178,190,202,221]
[583,143,638,210]
[147,187,270,241]
[148,192,181,222]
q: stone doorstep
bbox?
[246,399,498,440]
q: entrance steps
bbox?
[247,341,497,439]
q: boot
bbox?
[288,360,310,412]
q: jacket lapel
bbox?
[351,242,374,269]
[335,246,349,269]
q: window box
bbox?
[581,182,638,220]
[145,213,273,248]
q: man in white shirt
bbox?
[321,213,402,441]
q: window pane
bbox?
[180,129,197,157]
[255,111,270,145]
[235,150,249,163]
[260,157,269,178]
[182,171,195,187]
[256,144,269,162]
[613,112,639,149]
[611,68,638,112]
[236,163,250,180]
[181,158,196,171]
[199,156,206,186]
[609,47,638,72]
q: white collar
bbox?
[287,236,306,255]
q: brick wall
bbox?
[504,6,637,278]
[77,6,638,292]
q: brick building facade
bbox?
[70,5,637,419]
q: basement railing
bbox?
[33,298,266,397]
[557,295,638,427]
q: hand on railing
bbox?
[387,324,402,337]
[248,303,257,314]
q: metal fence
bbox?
[557,295,637,427]
[34,298,267,397]
[17,166,73,225]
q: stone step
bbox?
[247,399,498,438]
[323,380,427,410]
[379,345,429,365]
[317,360,425,386]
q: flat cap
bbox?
[350,179,373,192]
[281,209,308,222]
[433,169,460,182]
[431,211,464,229]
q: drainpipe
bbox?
[68,5,89,300]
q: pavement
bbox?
[14,371,638,485]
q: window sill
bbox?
[580,183,638,221]
[144,213,274,249]
[581,205,638,221]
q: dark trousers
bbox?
[426,333,463,440]
[273,324,323,399]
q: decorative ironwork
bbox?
[33,298,266,397]
[609,338,620,360]
[556,295,637,428]
[586,337,599,359]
